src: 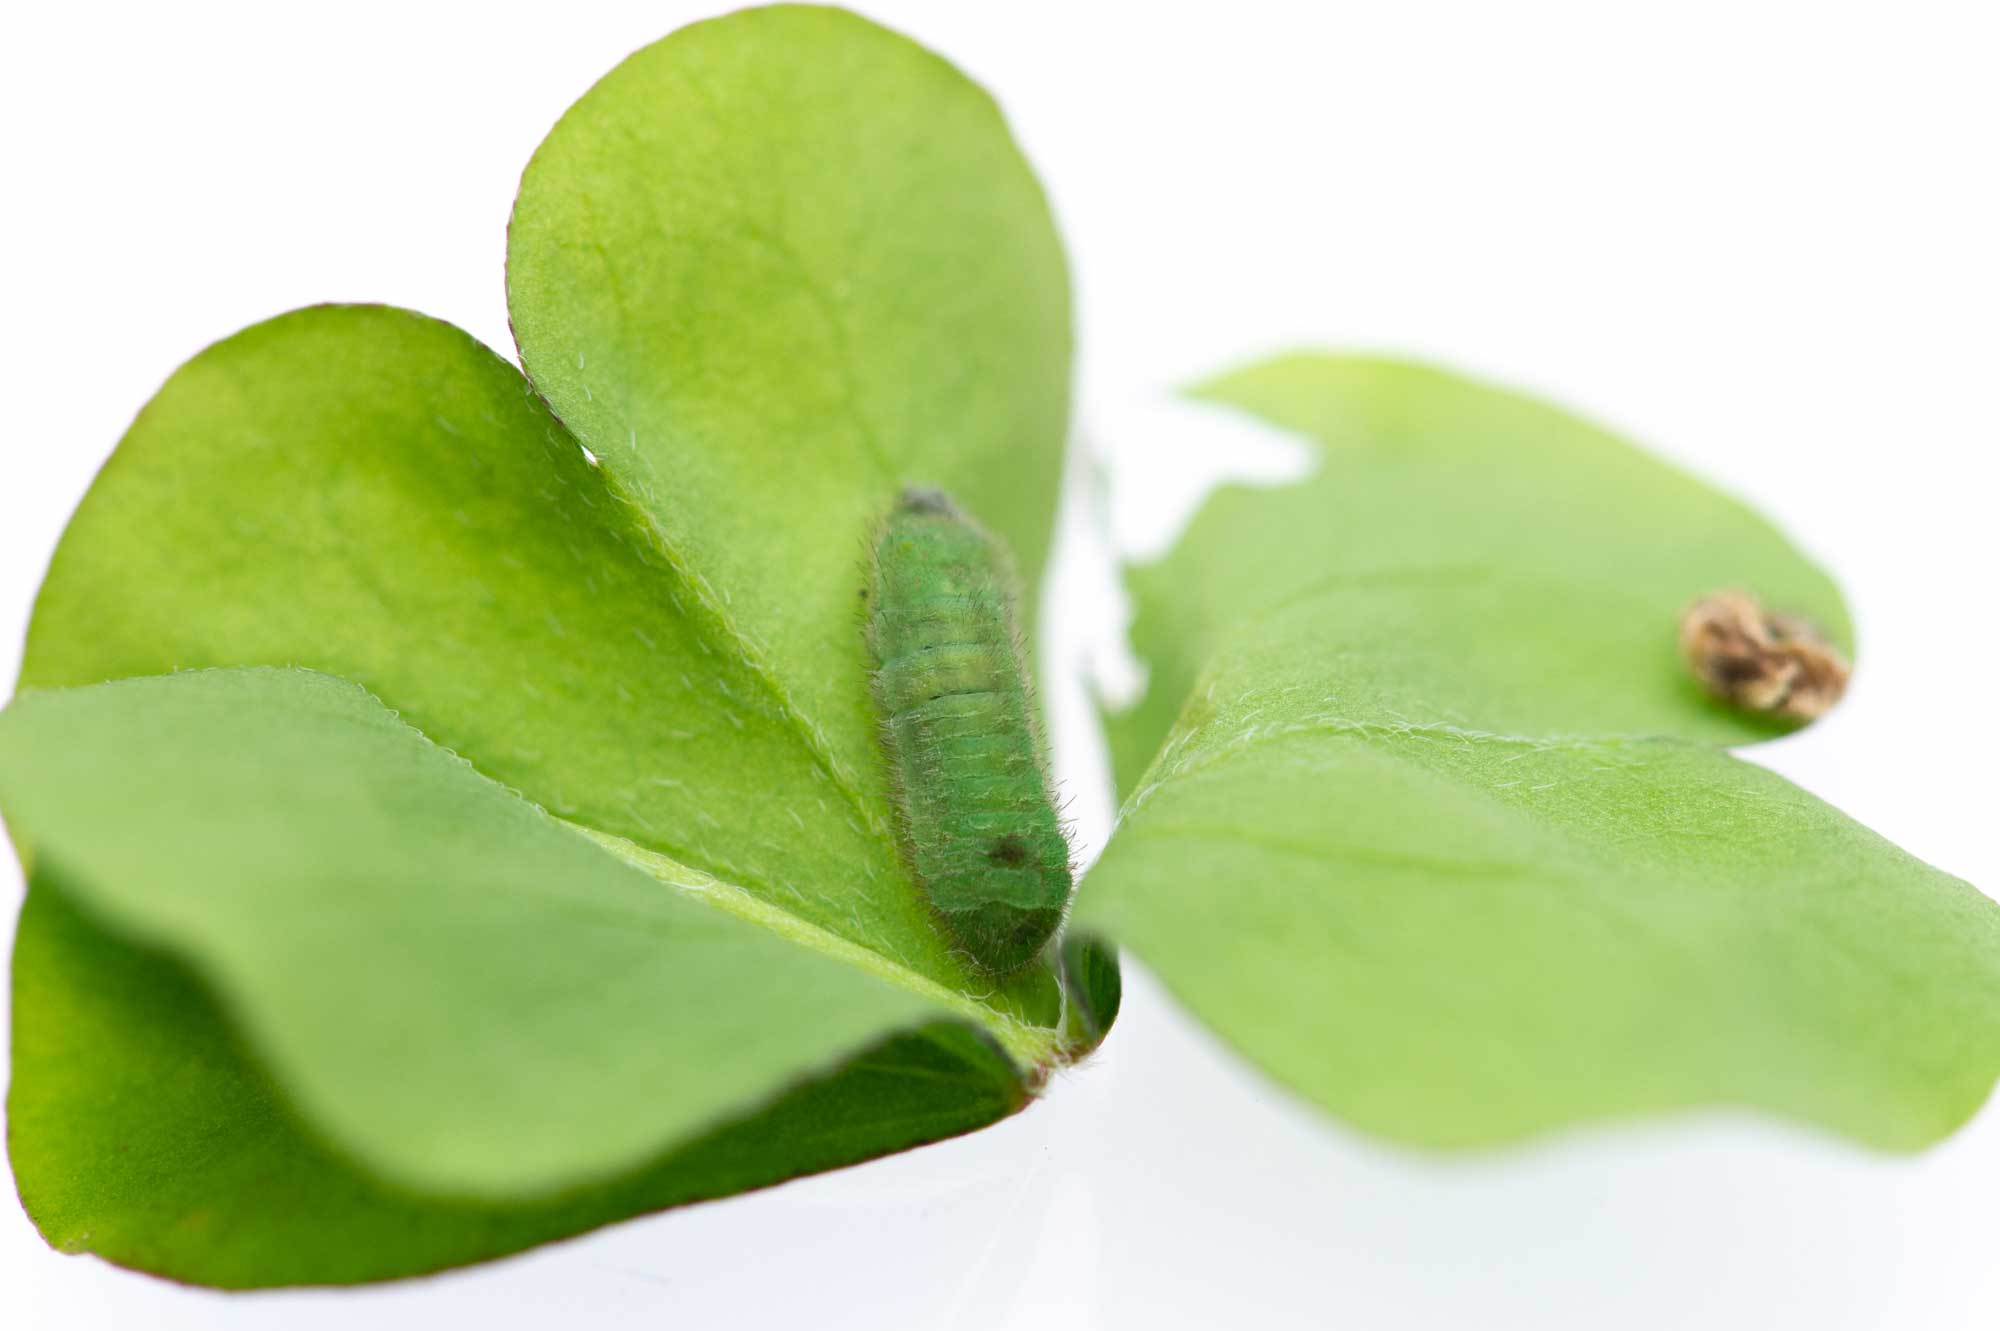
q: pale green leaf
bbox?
[1082,354,2000,1148]
[1104,355,1849,793]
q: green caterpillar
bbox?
[865,488,1072,975]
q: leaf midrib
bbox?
[325,665,1065,1067]
[509,410,1085,1066]
[562,422,895,850]
[560,818,1063,1070]
[1127,710,1649,820]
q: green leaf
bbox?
[1082,354,2000,1149]
[0,667,966,1197]
[24,303,1061,1017]
[11,871,1021,1289]
[1104,355,1852,795]
[507,3,1072,796]
[7,6,1092,1285]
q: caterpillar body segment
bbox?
[865,488,1071,975]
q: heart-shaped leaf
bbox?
[1081,355,2000,1148]
[5,6,1086,1286]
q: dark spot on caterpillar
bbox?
[987,835,1030,867]
[898,486,958,515]
[864,487,1073,976]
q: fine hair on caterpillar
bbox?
[864,487,1073,975]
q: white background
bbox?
[4,2,1998,1326]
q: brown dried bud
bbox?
[1679,590,1851,721]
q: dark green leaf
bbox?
[11,878,1021,1288]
